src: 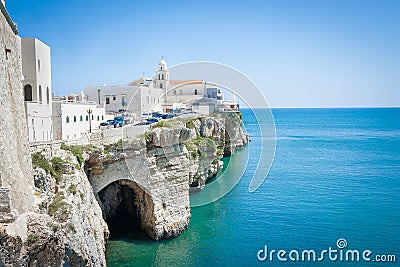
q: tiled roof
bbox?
[168,80,203,85]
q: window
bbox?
[160,83,163,89]
[161,74,164,80]
[161,67,163,70]
[39,86,43,103]
[86,115,89,121]
[37,59,41,72]
[66,116,70,123]
[122,96,126,106]
[97,115,99,121]
[74,116,77,122]
[92,115,94,120]
[102,115,104,120]
[113,96,116,101]
[195,89,198,95]
[5,48,11,60]
[46,87,50,104]
[80,115,83,121]
[106,97,110,104]
[24,84,33,101]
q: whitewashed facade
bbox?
[21,38,53,142]
[52,99,105,140]
[83,58,238,116]
[83,84,164,116]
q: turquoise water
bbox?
[106,108,400,266]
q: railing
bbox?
[29,125,150,150]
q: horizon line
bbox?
[242,105,400,109]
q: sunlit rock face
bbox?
[87,113,248,240]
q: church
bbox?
[83,58,236,117]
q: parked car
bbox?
[146,117,159,124]
[152,111,162,118]
[141,113,152,120]
[114,116,124,127]
[99,122,111,129]
[160,113,176,119]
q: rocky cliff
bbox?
[85,112,248,241]
[0,144,109,266]
[86,127,192,240]
[0,112,247,266]
[182,112,248,188]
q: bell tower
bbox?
[155,57,169,90]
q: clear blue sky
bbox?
[7,0,400,107]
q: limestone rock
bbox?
[150,126,191,147]
[1,147,109,266]
[87,133,191,240]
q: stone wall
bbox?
[0,4,34,220]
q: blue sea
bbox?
[106,108,400,266]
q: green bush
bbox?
[32,152,64,183]
[27,234,38,244]
[191,150,198,159]
[151,120,177,128]
[61,143,84,165]
[48,192,71,222]
[68,184,77,195]
[104,139,123,153]
[68,223,76,233]
[51,157,64,183]
[47,222,59,232]
[32,152,51,173]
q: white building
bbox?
[52,95,105,140]
[83,83,164,116]
[84,59,211,115]
[83,58,238,116]
[21,38,53,142]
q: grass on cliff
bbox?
[138,132,151,142]
[32,152,64,183]
[61,143,98,165]
[184,136,217,160]
[151,116,204,129]
[104,139,123,153]
[178,117,203,129]
[224,112,243,126]
[151,120,179,128]
[27,234,38,244]
[48,192,71,222]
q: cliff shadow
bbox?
[97,180,153,241]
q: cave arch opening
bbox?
[97,180,152,240]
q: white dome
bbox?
[159,57,167,68]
